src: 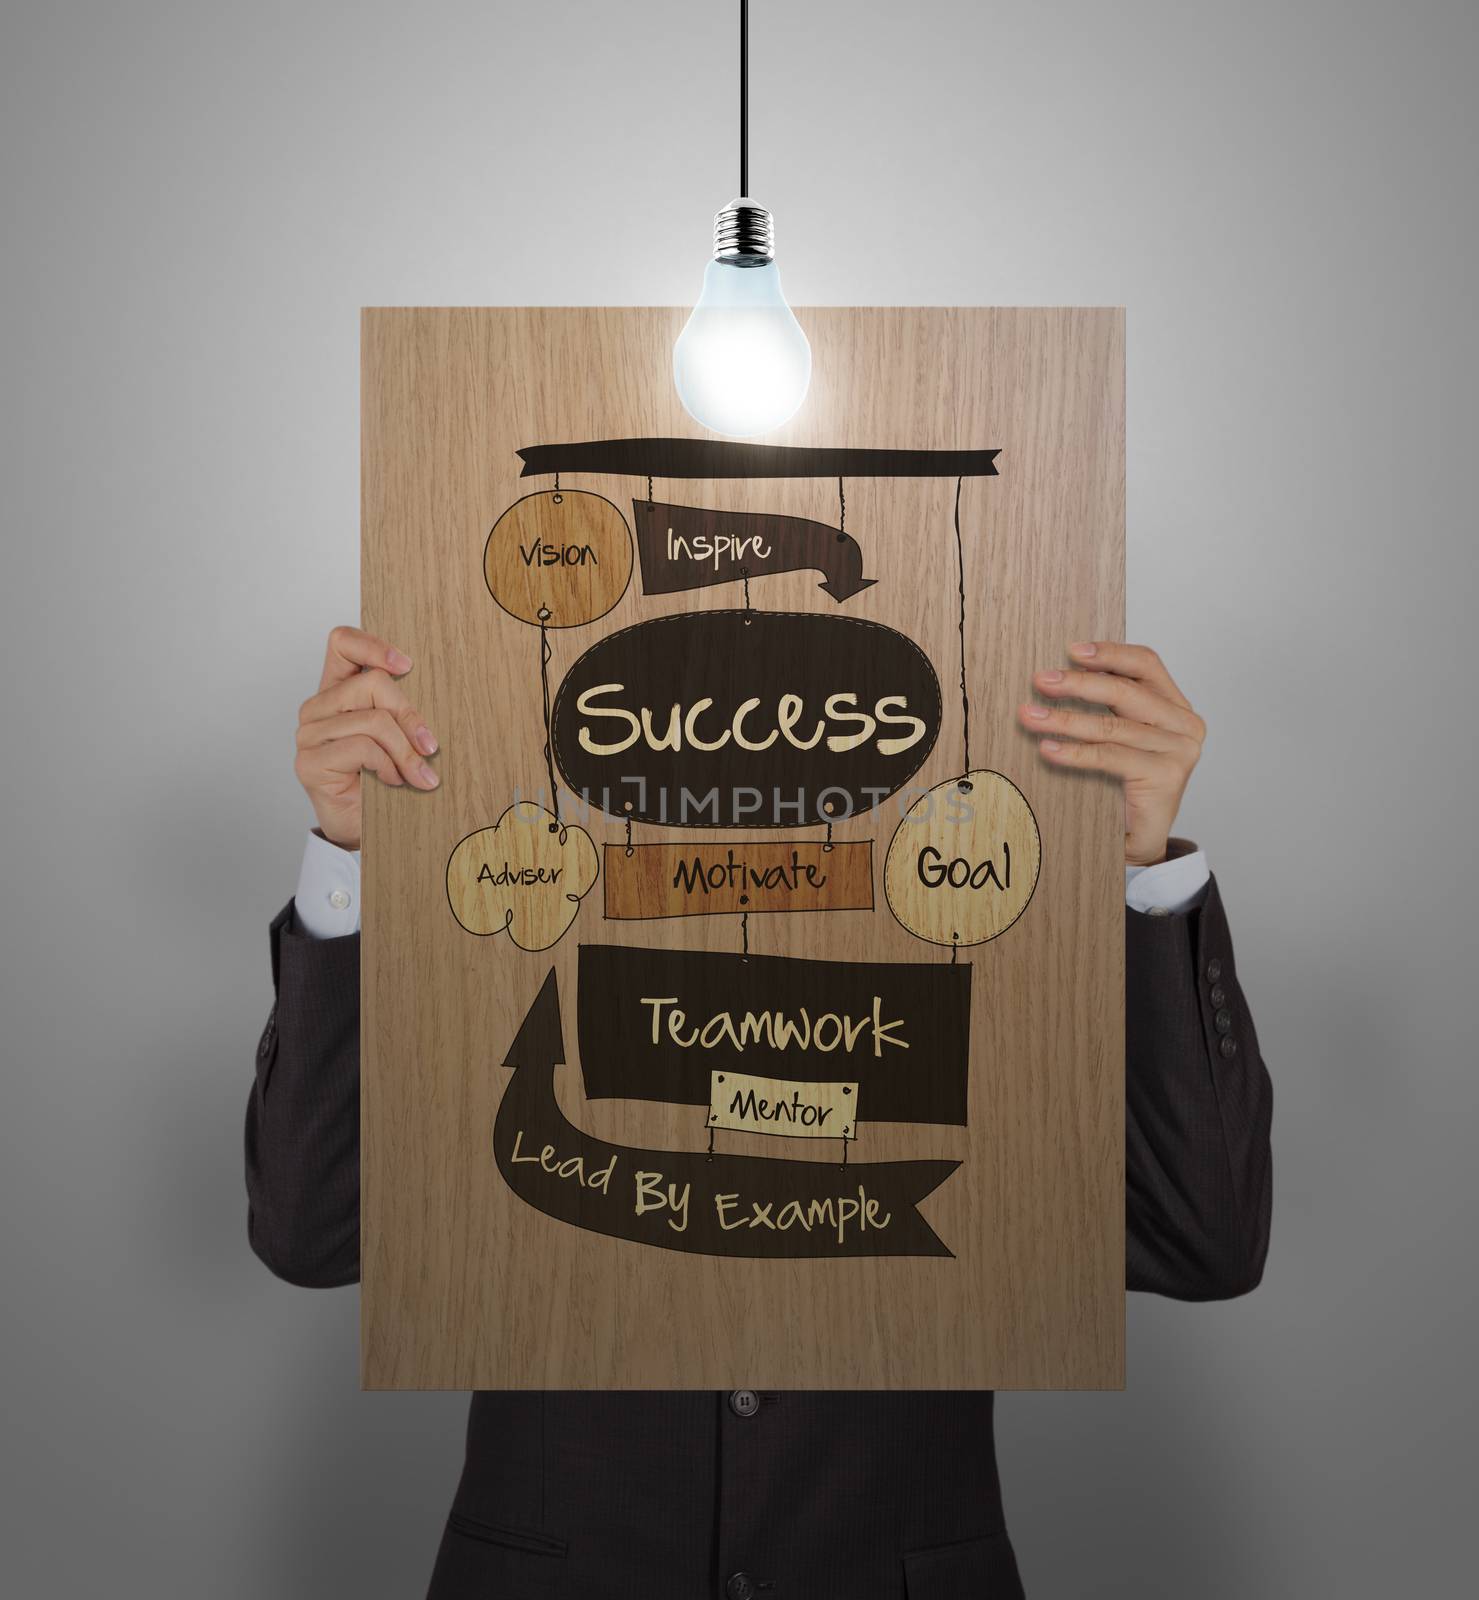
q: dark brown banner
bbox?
[550,610,942,827]
[634,499,875,603]
[517,437,1001,480]
[575,944,971,1127]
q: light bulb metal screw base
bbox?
[714,198,774,264]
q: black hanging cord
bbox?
[740,0,749,197]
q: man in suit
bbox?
[247,626,1272,1599]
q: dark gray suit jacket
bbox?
[246,875,1272,1599]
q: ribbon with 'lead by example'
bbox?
[496,969,963,1259]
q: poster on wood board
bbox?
[361,307,1125,1390]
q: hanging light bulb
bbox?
[674,202,811,437]
[673,3,811,438]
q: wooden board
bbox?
[361,307,1125,1389]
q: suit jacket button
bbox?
[729,1389,759,1417]
[1214,1008,1233,1033]
[1220,1035,1238,1059]
[727,1573,757,1600]
[1205,958,1223,983]
[1210,984,1227,1007]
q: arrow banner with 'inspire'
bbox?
[633,499,876,603]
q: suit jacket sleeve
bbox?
[1124,872,1273,1300]
[244,901,361,1287]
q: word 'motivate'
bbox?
[673,847,827,894]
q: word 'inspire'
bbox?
[666,524,773,571]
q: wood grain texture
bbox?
[361,308,1125,1390]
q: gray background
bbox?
[2,1,1474,1594]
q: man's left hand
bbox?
[1018,641,1205,867]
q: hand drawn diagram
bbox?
[458,436,1045,1258]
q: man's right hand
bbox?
[293,626,440,850]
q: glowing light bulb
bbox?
[673,199,811,438]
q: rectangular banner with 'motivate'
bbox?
[602,839,875,919]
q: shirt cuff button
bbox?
[329,889,351,911]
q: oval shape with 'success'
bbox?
[550,610,942,828]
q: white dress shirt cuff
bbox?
[293,829,362,939]
[1124,840,1210,917]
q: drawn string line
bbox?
[953,473,972,782]
[537,612,560,821]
